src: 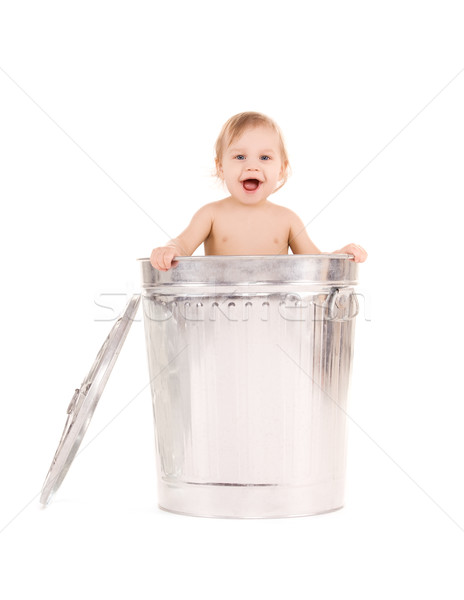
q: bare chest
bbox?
[205,210,290,255]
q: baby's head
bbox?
[214,112,290,193]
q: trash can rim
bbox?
[137,254,354,262]
[138,255,359,287]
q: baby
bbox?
[151,112,367,271]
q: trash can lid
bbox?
[40,294,141,506]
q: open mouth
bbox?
[242,179,261,192]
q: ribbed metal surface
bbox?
[140,256,358,518]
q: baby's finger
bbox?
[150,249,159,269]
[162,250,175,270]
[151,248,167,271]
[354,247,368,263]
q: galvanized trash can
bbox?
[41,255,359,518]
[140,255,359,518]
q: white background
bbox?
[1,0,464,597]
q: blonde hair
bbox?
[214,111,290,191]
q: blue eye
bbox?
[235,155,245,160]
[260,155,271,161]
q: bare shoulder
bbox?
[200,197,237,219]
[209,197,233,209]
[198,198,230,213]
[190,201,221,222]
[266,201,302,224]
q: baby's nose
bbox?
[246,166,259,171]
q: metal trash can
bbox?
[140,255,359,518]
[41,255,359,518]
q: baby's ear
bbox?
[215,157,224,179]
[279,160,289,180]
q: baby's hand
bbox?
[337,243,368,263]
[150,246,179,271]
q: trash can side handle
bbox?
[326,287,359,321]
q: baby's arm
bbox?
[288,210,367,263]
[151,204,213,271]
[288,210,321,254]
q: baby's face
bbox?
[217,125,285,205]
